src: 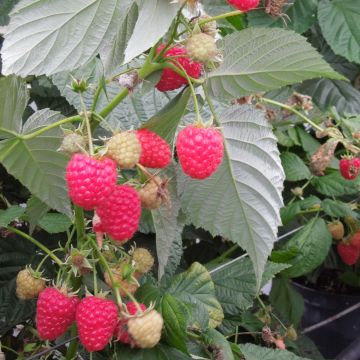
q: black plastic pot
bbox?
[292,281,360,359]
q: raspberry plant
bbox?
[0,0,360,359]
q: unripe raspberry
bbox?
[156,45,202,92]
[176,125,224,179]
[96,185,141,242]
[66,154,117,210]
[104,263,140,297]
[16,267,46,300]
[286,326,298,341]
[131,248,154,274]
[107,132,141,168]
[127,310,164,348]
[227,0,260,12]
[186,33,219,62]
[58,133,86,155]
[197,15,218,38]
[327,221,345,241]
[135,129,171,168]
[138,176,168,210]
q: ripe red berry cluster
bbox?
[337,231,360,265]
[339,157,360,180]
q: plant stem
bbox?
[65,325,78,360]
[91,81,104,112]
[7,226,63,266]
[0,344,19,356]
[199,10,244,26]
[202,83,220,125]
[74,206,85,246]
[79,93,94,155]
[262,97,323,132]
[92,252,98,296]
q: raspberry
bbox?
[66,154,117,210]
[155,45,202,92]
[176,125,224,179]
[186,33,219,62]
[286,326,298,341]
[104,263,140,297]
[135,129,171,168]
[127,310,164,348]
[131,248,154,274]
[138,176,168,210]
[227,0,260,11]
[327,221,344,241]
[36,287,79,341]
[114,302,147,344]
[274,337,286,350]
[96,185,141,242]
[76,296,118,352]
[16,267,46,300]
[339,157,360,180]
[58,133,86,155]
[337,242,360,265]
[107,132,141,169]
[349,231,360,249]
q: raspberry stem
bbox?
[79,93,94,156]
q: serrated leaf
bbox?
[281,218,332,278]
[0,205,25,227]
[211,258,290,314]
[280,196,321,224]
[178,105,284,288]
[311,172,360,197]
[241,343,311,360]
[135,282,162,306]
[26,196,50,234]
[207,28,344,100]
[0,75,28,136]
[167,262,224,329]
[38,213,72,234]
[123,0,180,64]
[269,277,304,326]
[203,328,234,360]
[321,199,357,218]
[0,0,19,26]
[2,0,131,76]
[281,152,311,181]
[318,0,360,65]
[160,294,188,353]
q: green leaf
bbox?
[123,0,181,63]
[296,79,360,116]
[211,258,289,314]
[341,115,360,137]
[269,277,304,326]
[318,0,360,65]
[203,328,234,360]
[160,294,188,353]
[248,0,318,34]
[178,105,284,288]
[167,262,224,329]
[241,343,311,360]
[311,172,360,196]
[38,213,72,234]
[0,0,19,26]
[271,248,300,263]
[2,0,133,76]
[0,75,28,136]
[321,199,357,218]
[281,152,311,181]
[281,218,332,278]
[280,196,322,224]
[135,282,162,306]
[26,196,50,234]
[207,28,344,100]
[0,109,71,216]
[143,89,191,146]
[0,205,25,227]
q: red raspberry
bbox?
[96,185,141,242]
[155,45,202,92]
[114,302,146,344]
[339,157,360,180]
[66,154,117,210]
[176,125,224,179]
[36,287,79,341]
[349,232,360,249]
[135,129,171,168]
[337,242,360,265]
[76,296,118,352]
[227,0,260,11]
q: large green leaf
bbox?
[0,109,71,216]
[2,0,133,76]
[318,0,360,65]
[269,277,304,326]
[0,75,28,136]
[167,262,224,329]
[123,0,180,63]
[281,218,332,278]
[321,199,357,218]
[0,205,25,227]
[38,213,72,234]
[203,328,234,360]
[207,28,344,100]
[178,105,284,288]
[311,172,360,196]
[281,152,311,181]
[211,258,289,314]
[248,0,318,34]
[241,343,311,360]
[26,196,50,234]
